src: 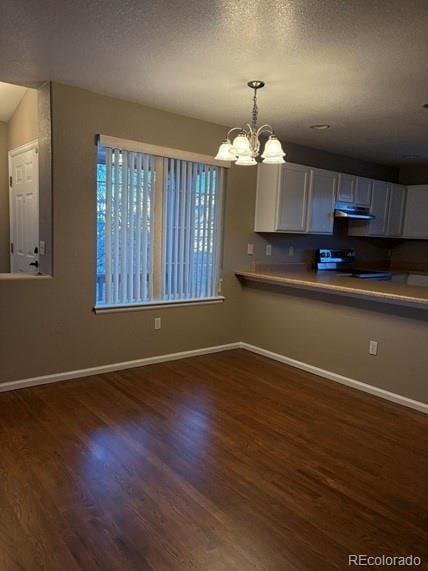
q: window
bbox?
[96,140,225,309]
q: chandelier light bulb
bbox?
[235,155,257,166]
[262,156,286,164]
[215,139,237,161]
[261,135,285,160]
[232,134,251,157]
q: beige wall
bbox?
[7,89,38,151]
[391,240,428,266]
[0,122,9,272]
[0,82,426,406]
[279,139,398,182]
[399,164,428,185]
[241,284,428,403]
[0,82,251,382]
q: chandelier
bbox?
[215,81,286,166]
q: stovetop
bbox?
[315,249,392,280]
[335,268,393,280]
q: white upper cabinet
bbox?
[277,163,310,232]
[337,174,356,203]
[307,169,337,234]
[355,177,372,206]
[403,185,428,239]
[348,181,406,238]
[345,180,390,238]
[386,184,406,237]
[254,163,335,234]
[254,163,282,232]
[254,163,310,233]
[337,174,372,206]
[367,180,389,236]
[254,162,421,238]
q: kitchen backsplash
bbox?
[253,222,393,268]
[390,240,428,266]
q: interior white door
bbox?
[9,142,39,273]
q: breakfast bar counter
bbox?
[236,266,428,310]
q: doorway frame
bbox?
[8,139,39,273]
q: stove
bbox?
[315,249,392,280]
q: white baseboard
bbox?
[1,340,426,414]
[0,342,241,393]
[240,342,428,414]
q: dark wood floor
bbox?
[0,350,426,570]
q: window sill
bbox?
[0,273,52,281]
[94,296,225,314]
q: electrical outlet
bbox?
[154,317,161,330]
[288,246,294,257]
[39,241,46,255]
[369,340,378,356]
[266,244,272,256]
[247,243,254,255]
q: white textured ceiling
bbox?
[1,0,427,165]
[0,82,27,122]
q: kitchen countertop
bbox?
[236,266,428,310]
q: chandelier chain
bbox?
[251,88,258,132]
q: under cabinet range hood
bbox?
[334,202,375,220]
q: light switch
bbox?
[369,340,378,356]
[247,243,254,255]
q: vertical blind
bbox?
[96,144,224,307]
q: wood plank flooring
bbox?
[0,349,426,570]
